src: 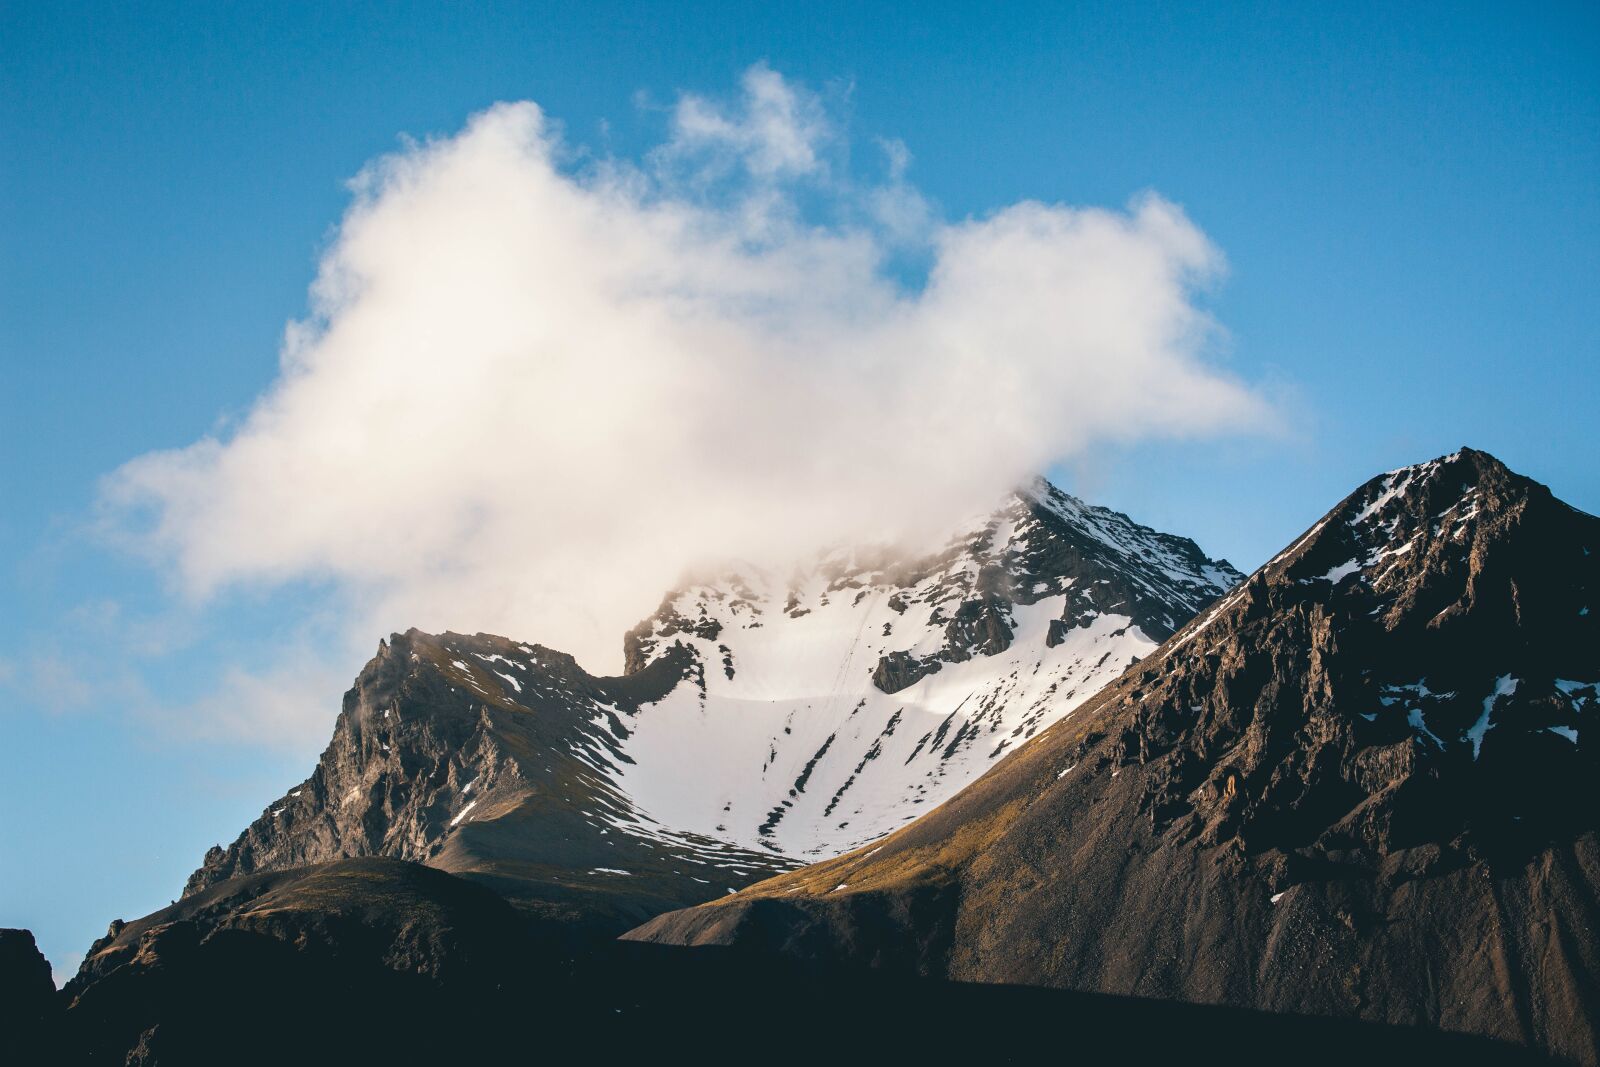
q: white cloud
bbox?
[865,137,933,243]
[171,654,352,748]
[25,656,101,712]
[105,66,1271,687]
[662,61,834,180]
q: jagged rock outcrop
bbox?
[1,928,55,1011]
[629,450,1600,1063]
[185,630,790,930]
[1,928,59,1061]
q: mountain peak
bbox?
[184,626,791,921]
[1264,447,1519,576]
[610,480,1242,858]
[631,452,1599,1060]
[1164,447,1595,805]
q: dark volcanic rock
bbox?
[183,629,789,933]
[62,858,552,1064]
[870,648,940,694]
[1,928,55,1013]
[50,859,1546,1066]
[1,928,59,1061]
[628,449,1600,1063]
[845,479,1243,696]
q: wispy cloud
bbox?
[161,652,353,749]
[104,65,1272,697]
[662,61,835,181]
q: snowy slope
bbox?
[615,479,1242,857]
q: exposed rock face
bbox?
[628,450,1600,1063]
[185,630,790,930]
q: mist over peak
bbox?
[105,66,1270,716]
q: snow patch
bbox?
[1556,679,1594,699]
[1350,470,1414,526]
[1467,675,1519,759]
[1319,558,1362,584]
[1408,708,1445,750]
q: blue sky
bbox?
[3,1,1596,981]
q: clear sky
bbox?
[3,1,1596,982]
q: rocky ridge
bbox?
[628,450,1600,1063]
[185,629,789,930]
[184,477,1240,920]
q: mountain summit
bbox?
[616,477,1241,858]
[181,478,1240,928]
[630,449,1600,1062]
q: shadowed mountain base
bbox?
[12,858,1555,1066]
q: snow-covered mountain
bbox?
[184,477,1240,924]
[616,478,1242,857]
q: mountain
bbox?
[25,858,1546,1065]
[1,929,59,1062]
[616,477,1241,859]
[182,477,1241,930]
[629,449,1600,1063]
[183,629,790,934]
